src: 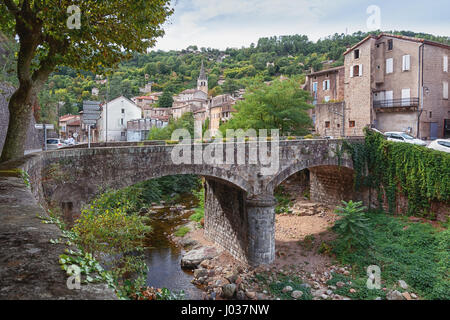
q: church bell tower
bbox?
[197,60,208,94]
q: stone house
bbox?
[343,33,450,139]
[209,94,237,137]
[304,66,345,137]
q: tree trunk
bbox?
[0,83,33,162]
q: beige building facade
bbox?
[343,34,449,139]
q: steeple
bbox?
[197,59,208,94]
[198,60,207,80]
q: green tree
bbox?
[0,0,172,161]
[158,89,174,108]
[220,78,313,136]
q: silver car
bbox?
[384,132,427,146]
[46,138,65,150]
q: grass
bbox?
[274,185,291,214]
[331,211,449,300]
[174,226,190,237]
[189,208,204,223]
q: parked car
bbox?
[46,138,65,150]
[428,139,450,153]
[384,132,427,146]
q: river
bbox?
[143,194,203,299]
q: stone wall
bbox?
[309,165,359,206]
[204,178,249,263]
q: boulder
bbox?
[181,247,218,269]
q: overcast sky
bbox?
[153,0,450,51]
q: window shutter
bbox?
[350,66,354,78]
[359,64,363,77]
[444,56,448,72]
[386,58,393,73]
[323,81,326,90]
[444,81,449,100]
[402,55,410,71]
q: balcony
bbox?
[373,98,419,111]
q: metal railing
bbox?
[373,98,419,108]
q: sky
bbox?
[153,0,450,51]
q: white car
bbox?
[384,132,427,146]
[46,138,65,150]
[428,139,450,153]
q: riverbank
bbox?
[173,174,448,300]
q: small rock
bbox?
[402,292,412,300]
[386,290,405,300]
[411,293,417,299]
[398,280,408,290]
[222,284,236,299]
[291,290,304,299]
[326,290,333,295]
[300,283,311,289]
[349,288,356,293]
[321,294,328,299]
[336,281,345,288]
[236,290,246,300]
[282,286,293,293]
[375,297,382,300]
[328,285,337,290]
[225,271,239,284]
[193,268,208,278]
[245,291,256,299]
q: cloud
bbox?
[153,0,450,51]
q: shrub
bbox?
[333,200,372,251]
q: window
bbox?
[120,118,124,125]
[444,81,449,100]
[350,64,362,77]
[323,80,330,90]
[349,120,356,128]
[337,123,340,128]
[121,108,125,114]
[387,39,393,50]
[386,58,394,74]
[429,111,432,118]
[325,121,330,128]
[444,56,448,72]
[402,55,411,71]
[354,49,360,59]
[121,132,126,137]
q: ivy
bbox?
[344,128,450,217]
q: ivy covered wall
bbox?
[345,129,450,218]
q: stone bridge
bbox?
[5,138,364,267]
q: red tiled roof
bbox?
[344,33,450,55]
[59,114,78,122]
